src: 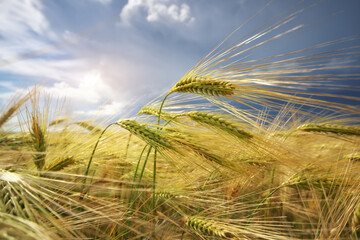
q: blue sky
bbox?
[1,0,359,119]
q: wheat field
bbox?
[0,2,360,240]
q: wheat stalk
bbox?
[169,76,235,97]
[185,111,252,139]
[297,123,360,136]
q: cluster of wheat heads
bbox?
[1,2,360,240]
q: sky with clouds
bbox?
[1,0,359,120]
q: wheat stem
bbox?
[152,148,157,209]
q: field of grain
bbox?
[0,2,359,240]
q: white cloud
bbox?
[1,58,87,83]
[0,0,111,111]
[42,70,114,104]
[0,0,50,39]
[120,0,194,25]
[0,0,58,59]
[75,101,126,117]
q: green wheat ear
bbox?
[169,76,235,97]
[185,111,252,139]
[138,106,175,120]
[116,120,172,149]
[45,157,75,171]
[297,123,360,135]
[342,152,360,162]
[30,119,46,171]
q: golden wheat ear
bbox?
[169,76,235,97]
[116,120,172,149]
[186,216,235,238]
[138,106,176,120]
[185,111,252,139]
[0,91,30,128]
[44,156,75,171]
[73,121,102,133]
[0,212,59,240]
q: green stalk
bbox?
[82,123,117,194]
[152,148,157,209]
[246,185,283,225]
[148,92,171,210]
[129,146,153,210]
[137,147,152,185]
[247,175,294,225]
[127,144,149,206]
[157,93,171,128]
[133,144,149,182]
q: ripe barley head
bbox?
[297,123,360,136]
[169,76,235,97]
[186,216,235,238]
[116,120,171,149]
[185,111,252,139]
[138,106,175,120]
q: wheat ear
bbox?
[30,118,46,171]
[298,123,360,136]
[45,157,75,171]
[0,94,30,128]
[153,191,176,200]
[185,111,252,139]
[186,216,235,238]
[0,172,29,219]
[169,76,235,97]
[138,106,175,120]
[116,120,171,149]
[74,121,102,133]
[343,152,360,162]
